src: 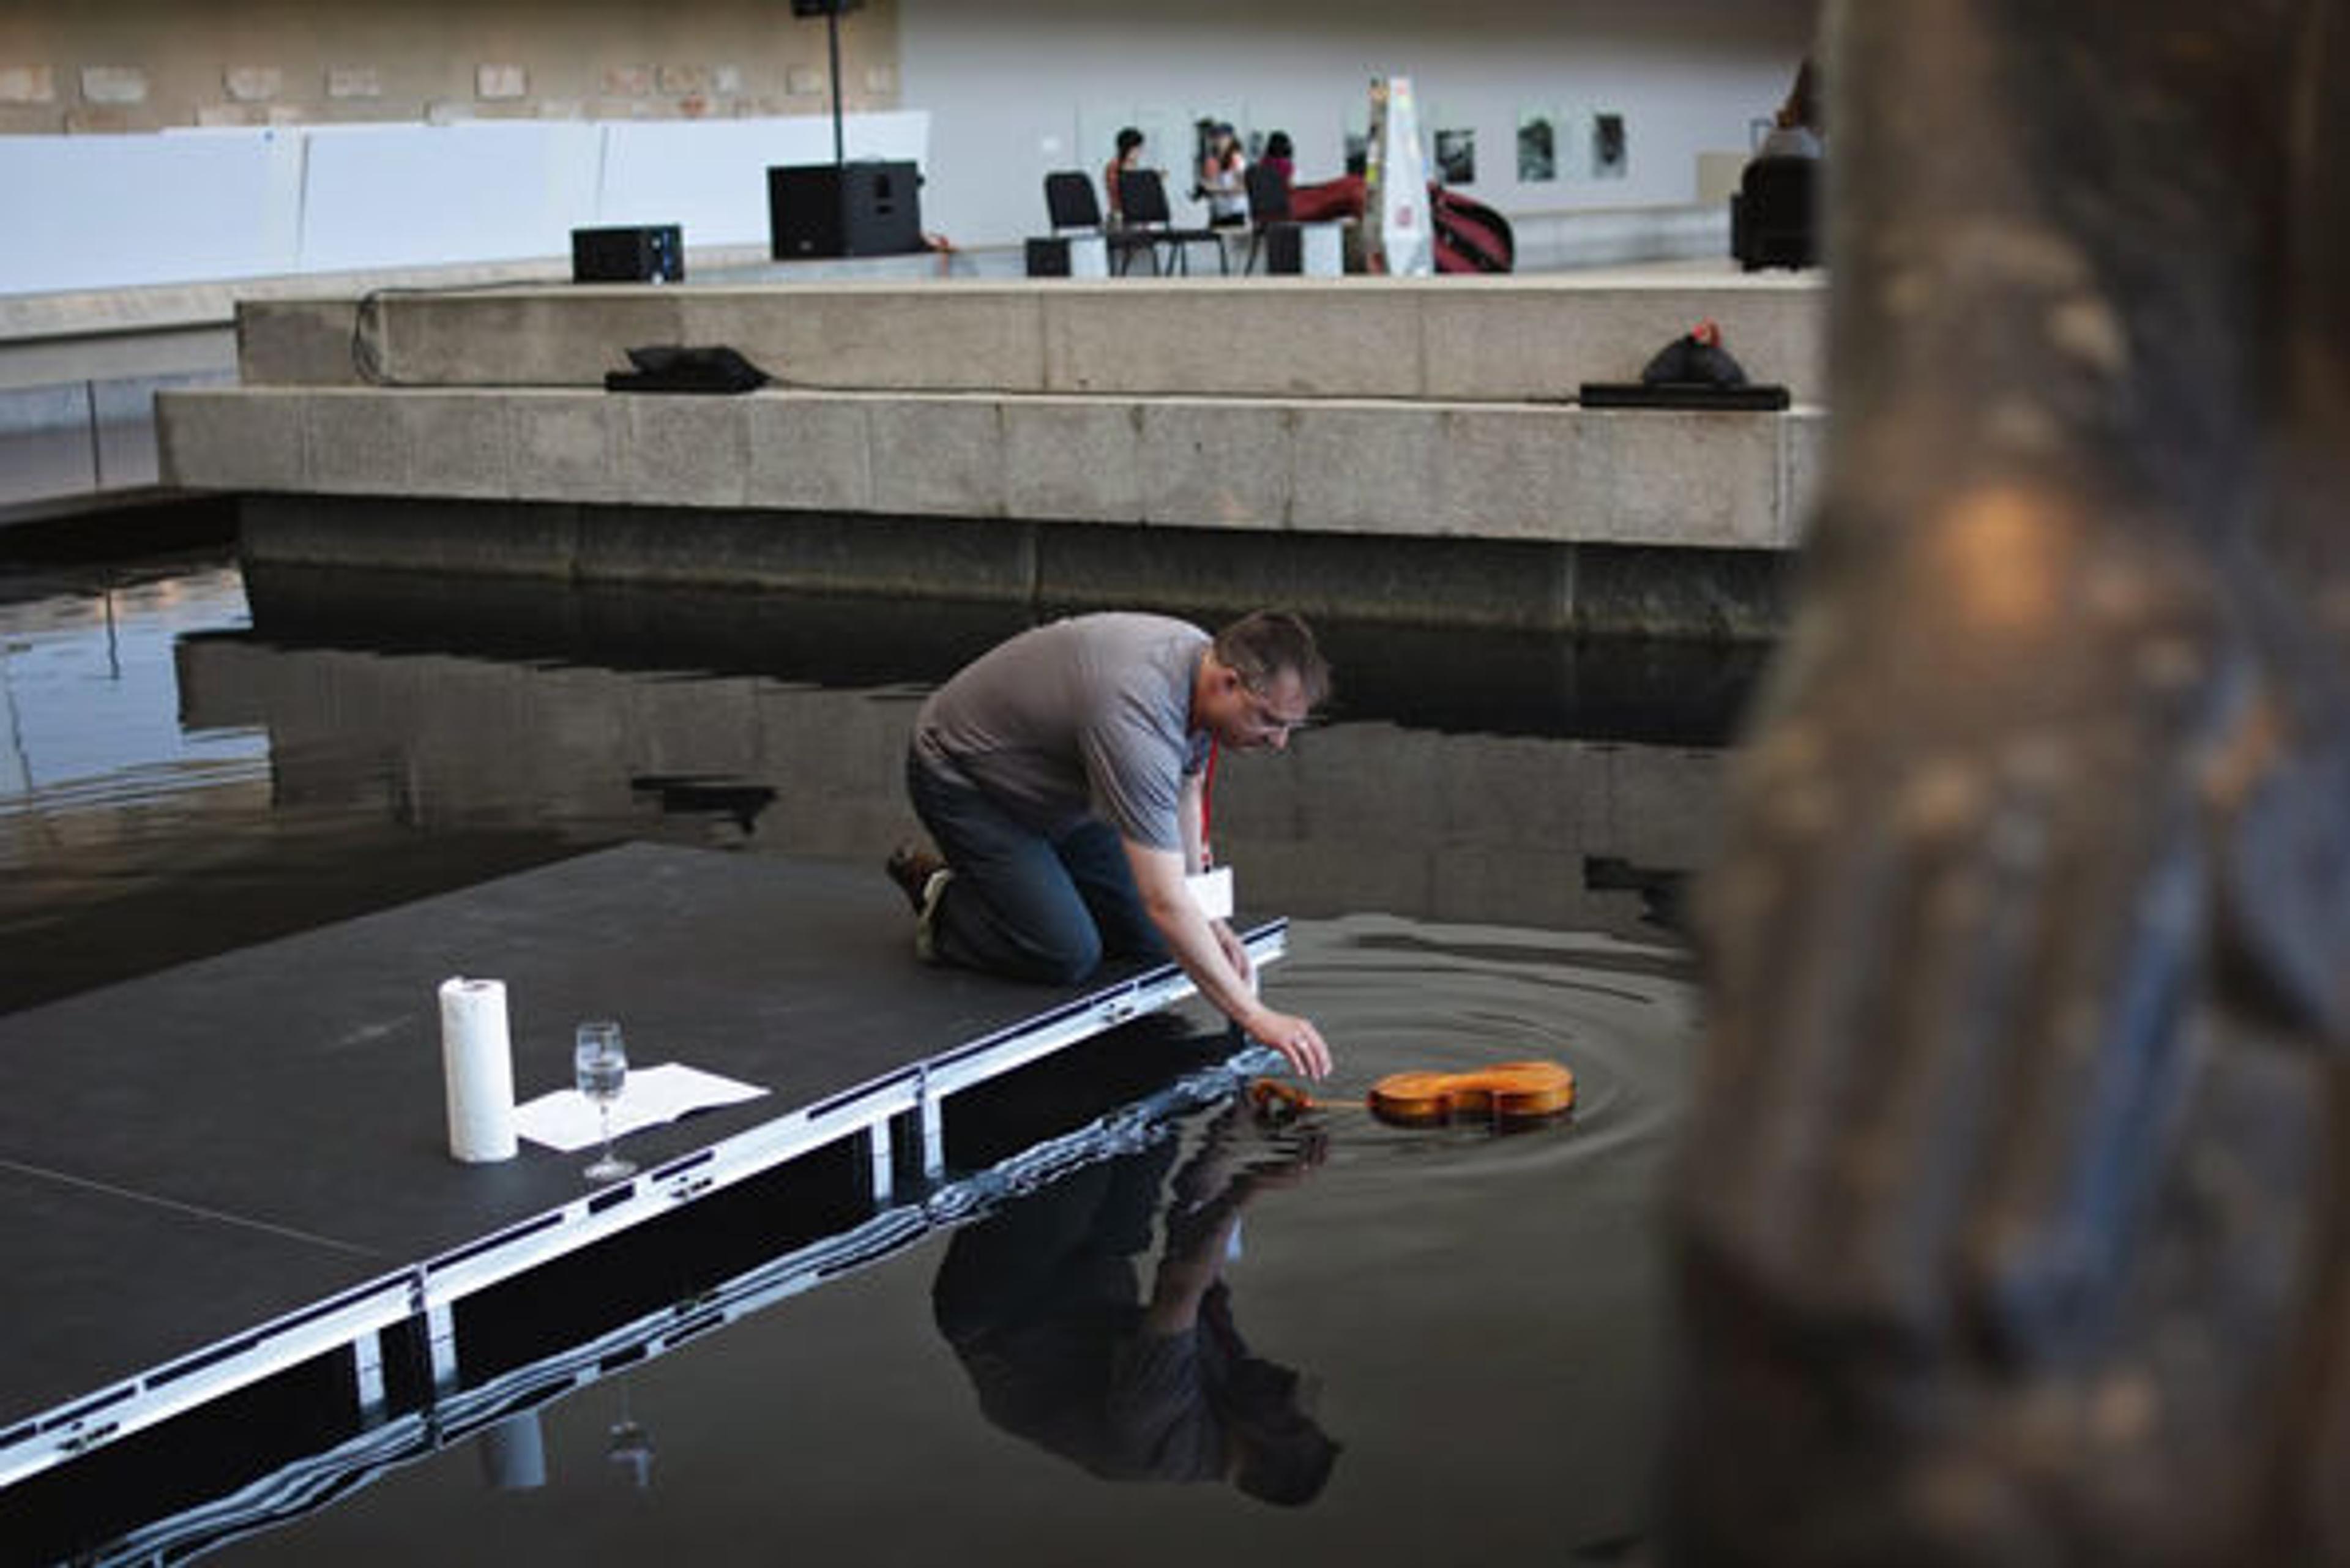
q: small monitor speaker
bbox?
[570,224,684,283]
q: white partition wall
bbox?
[0,112,932,297]
[0,129,305,294]
[297,122,606,274]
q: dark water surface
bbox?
[0,547,1755,1564]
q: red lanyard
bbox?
[1200,739,1220,868]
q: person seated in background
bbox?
[1258,130,1296,189]
[1103,125,1147,226]
[1196,121,1250,228]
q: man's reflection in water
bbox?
[933,1105,1341,1506]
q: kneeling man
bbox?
[893,610,1332,1079]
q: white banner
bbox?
[1364,75,1431,277]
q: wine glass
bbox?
[575,1020,635,1182]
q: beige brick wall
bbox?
[0,0,900,133]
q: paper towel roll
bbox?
[439,976,518,1163]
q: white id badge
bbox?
[1185,865,1234,920]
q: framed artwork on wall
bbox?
[1592,110,1627,179]
[1516,110,1557,182]
[1435,125,1476,185]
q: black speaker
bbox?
[570,224,684,283]
[768,162,923,259]
[1025,237,1072,277]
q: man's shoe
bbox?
[887,843,952,963]
[911,868,950,965]
[886,842,945,914]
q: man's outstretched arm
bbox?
[1178,770,1253,985]
[1123,837,1330,1080]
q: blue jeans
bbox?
[906,751,1169,985]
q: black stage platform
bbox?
[0,843,1283,1497]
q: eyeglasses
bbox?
[1240,685,1313,739]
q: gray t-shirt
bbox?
[912,613,1212,850]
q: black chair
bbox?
[1042,170,1157,275]
[1241,163,1293,274]
[1731,155,1820,271]
[1116,168,1228,276]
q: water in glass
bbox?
[575,1020,635,1182]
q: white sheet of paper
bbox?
[1185,865,1234,920]
[513,1061,770,1153]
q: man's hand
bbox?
[1125,837,1335,1080]
[1242,1005,1331,1081]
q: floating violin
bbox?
[1249,1060,1576,1129]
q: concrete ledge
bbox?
[163,386,1824,553]
[13,207,1786,521]
[0,203,1733,348]
[239,274,1826,405]
[236,494,1790,638]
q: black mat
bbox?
[1578,382,1792,411]
[0,1167,391,1427]
[0,843,1207,1434]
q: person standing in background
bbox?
[1197,121,1250,227]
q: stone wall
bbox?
[0,0,902,133]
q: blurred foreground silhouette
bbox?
[1667,4,2350,1563]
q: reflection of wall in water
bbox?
[176,637,1722,933]
[176,638,920,857]
[1225,726,1719,931]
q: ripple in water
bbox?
[1258,913,1698,1174]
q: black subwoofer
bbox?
[767,162,923,259]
